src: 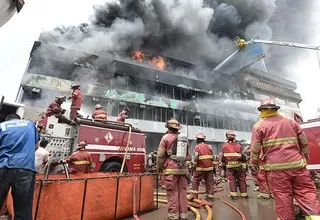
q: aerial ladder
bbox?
[235,37,320,70]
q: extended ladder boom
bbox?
[248,39,320,51]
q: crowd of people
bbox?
[156,99,320,220]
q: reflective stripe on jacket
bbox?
[66,150,93,173]
[195,143,214,171]
[222,142,243,169]
[250,115,308,171]
[92,109,107,120]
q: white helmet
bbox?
[95,104,102,109]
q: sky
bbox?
[1,0,320,120]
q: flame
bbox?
[132,50,144,62]
[149,56,165,70]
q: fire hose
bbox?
[154,199,201,220]
[120,124,132,173]
[213,195,247,220]
[154,193,212,220]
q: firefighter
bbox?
[92,104,107,121]
[45,96,73,124]
[256,154,271,199]
[190,132,215,201]
[250,99,320,220]
[156,119,190,220]
[244,145,259,191]
[65,141,95,174]
[68,84,82,120]
[116,106,130,122]
[222,131,248,199]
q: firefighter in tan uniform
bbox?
[190,133,215,201]
[156,119,190,220]
[65,141,95,174]
[250,99,320,220]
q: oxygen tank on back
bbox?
[174,133,188,161]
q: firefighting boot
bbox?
[257,193,271,199]
[229,192,238,200]
[240,193,249,199]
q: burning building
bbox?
[16,40,302,153]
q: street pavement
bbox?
[127,181,278,220]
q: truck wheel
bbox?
[100,161,122,173]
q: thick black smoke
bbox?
[39,0,276,66]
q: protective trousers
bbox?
[191,171,215,200]
[70,108,79,120]
[267,167,320,220]
[257,169,271,198]
[226,168,248,197]
[165,175,188,220]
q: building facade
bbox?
[16,41,302,153]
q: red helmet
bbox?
[257,99,280,111]
[196,132,206,139]
[165,119,182,130]
[226,131,236,139]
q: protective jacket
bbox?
[70,89,82,110]
[66,149,94,173]
[156,130,190,175]
[92,109,107,120]
[250,115,308,171]
[194,143,214,171]
[116,110,128,122]
[45,101,63,117]
[222,142,243,168]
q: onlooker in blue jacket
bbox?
[0,113,40,220]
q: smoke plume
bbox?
[39,0,276,66]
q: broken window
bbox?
[138,105,145,120]
[109,100,119,116]
[167,108,173,120]
[145,106,153,121]
[173,87,181,100]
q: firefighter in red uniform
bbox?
[92,104,107,121]
[256,154,271,199]
[116,107,130,122]
[156,119,190,220]
[222,131,248,199]
[68,84,82,120]
[244,145,259,191]
[45,96,73,124]
[190,132,215,201]
[65,141,95,174]
[250,99,320,220]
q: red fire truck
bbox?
[300,119,320,173]
[0,97,147,173]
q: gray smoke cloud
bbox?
[264,0,318,78]
[39,0,276,66]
